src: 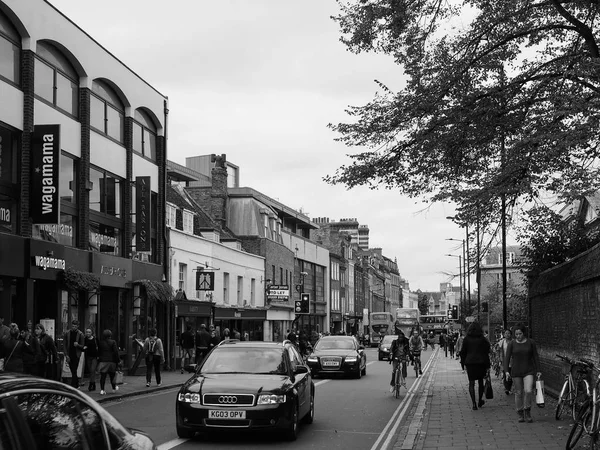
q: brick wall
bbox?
[20,50,34,237]
[77,87,91,249]
[529,242,600,395]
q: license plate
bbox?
[323,361,338,367]
[209,410,246,419]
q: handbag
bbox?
[115,370,124,385]
[535,374,545,408]
[485,373,494,399]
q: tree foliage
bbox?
[480,279,528,326]
[516,204,600,276]
[418,294,429,315]
[326,0,600,235]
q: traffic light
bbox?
[451,305,458,320]
[447,309,452,319]
[295,293,310,314]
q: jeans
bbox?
[513,374,534,410]
[69,354,80,388]
[146,355,162,385]
[86,357,98,384]
[390,358,407,385]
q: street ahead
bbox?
[104,347,436,450]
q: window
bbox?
[132,109,157,161]
[35,42,78,117]
[89,166,122,218]
[272,265,276,283]
[0,11,20,84]
[179,263,187,291]
[59,153,77,205]
[223,272,230,304]
[183,210,193,233]
[250,278,256,306]
[237,276,243,306]
[91,80,124,143]
[166,204,176,228]
[280,267,283,284]
[89,221,121,255]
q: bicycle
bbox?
[411,350,422,377]
[391,356,408,399]
[556,354,594,421]
[566,364,600,449]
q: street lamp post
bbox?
[445,254,463,321]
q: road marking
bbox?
[157,438,187,450]
[369,349,438,450]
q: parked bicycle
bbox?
[391,356,408,399]
[566,364,600,449]
[556,354,594,421]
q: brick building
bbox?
[0,0,170,370]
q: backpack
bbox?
[148,338,157,355]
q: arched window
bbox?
[132,109,157,161]
[91,80,124,143]
[0,10,20,84]
[35,41,78,117]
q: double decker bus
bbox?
[420,314,449,343]
[394,307,421,337]
[368,312,395,347]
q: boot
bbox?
[517,409,525,422]
[88,382,93,392]
[524,408,533,423]
[91,382,96,392]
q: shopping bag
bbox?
[115,371,124,385]
[76,354,84,379]
[536,376,545,408]
[485,375,494,399]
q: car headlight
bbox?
[307,356,318,363]
[345,356,358,362]
[178,392,201,404]
[257,394,286,405]
[382,347,389,351]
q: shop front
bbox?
[173,298,213,368]
[266,306,294,342]
[214,307,267,341]
[330,312,343,334]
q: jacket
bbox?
[390,336,410,360]
[459,334,491,367]
[63,329,85,358]
[143,337,164,363]
[97,338,120,364]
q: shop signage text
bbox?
[100,265,127,278]
[31,125,60,223]
[135,176,151,252]
[267,285,289,301]
[33,255,66,270]
[0,206,9,225]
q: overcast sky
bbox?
[49,0,504,292]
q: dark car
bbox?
[176,340,314,441]
[306,336,367,379]
[378,334,397,361]
[0,372,157,449]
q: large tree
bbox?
[326,0,600,235]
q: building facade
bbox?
[0,0,169,371]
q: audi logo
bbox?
[218,396,238,404]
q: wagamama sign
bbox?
[31,125,60,224]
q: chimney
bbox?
[210,154,228,230]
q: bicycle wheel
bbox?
[574,380,591,422]
[556,379,571,420]
[567,409,589,450]
[394,368,401,399]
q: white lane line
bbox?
[369,350,437,450]
[157,438,187,450]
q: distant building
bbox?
[313,217,370,250]
[479,245,525,297]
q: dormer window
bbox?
[183,210,193,234]
[166,204,176,228]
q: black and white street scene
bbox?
[1,1,600,449]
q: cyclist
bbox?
[409,329,425,376]
[389,329,410,392]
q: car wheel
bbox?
[284,402,299,441]
[303,388,315,424]
[176,423,195,439]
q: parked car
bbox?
[306,335,367,379]
[176,340,314,441]
[378,334,397,361]
[0,372,157,449]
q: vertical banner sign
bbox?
[31,125,60,224]
[135,176,151,252]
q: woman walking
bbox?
[503,324,541,423]
[143,328,164,387]
[455,330,465,371]
[35,323,58,379]
[1,324,24,373]
[97,329,120,395]
[21,323,42,376]
[83,328,99,391]
[459,322,491,410]
[497,329,513,395]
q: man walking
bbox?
[63,320,84,388]
[195,324,211,365]
[180,325,195,373]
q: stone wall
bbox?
[529,242,600,396]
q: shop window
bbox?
[34,42,78,117]
[32,213,76,247]
[132,109,157,161]
[89,167,122,218]
[89,221,121,256]
[0,11,20,85]
[90,80,125,143]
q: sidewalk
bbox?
[81,369,190,404]
[401,349,572,450]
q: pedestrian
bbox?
[503,324,541,423]
[220,327,231,342]
[63,320,84,388]
[447,332,456,358]
[35,323,58,380]
[143,328,164,387]
[97,329,120,395]
[0,317,10,342]
[209,325,219,351]
[497,329,513,395]
[194,324,210,366]
[439,331,447,357]
[287,328,297,345]
[83,328,99,391]
[455,330,465,371]
[232,328,241,340]
[1,323,24,373]
[459,321,491,410]
[180,324,195,372]
[21,322,42,376]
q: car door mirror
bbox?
[294,365,309,375]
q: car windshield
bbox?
[315,339,355,350]
[381,336,396,345]
[201,347,287,374]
